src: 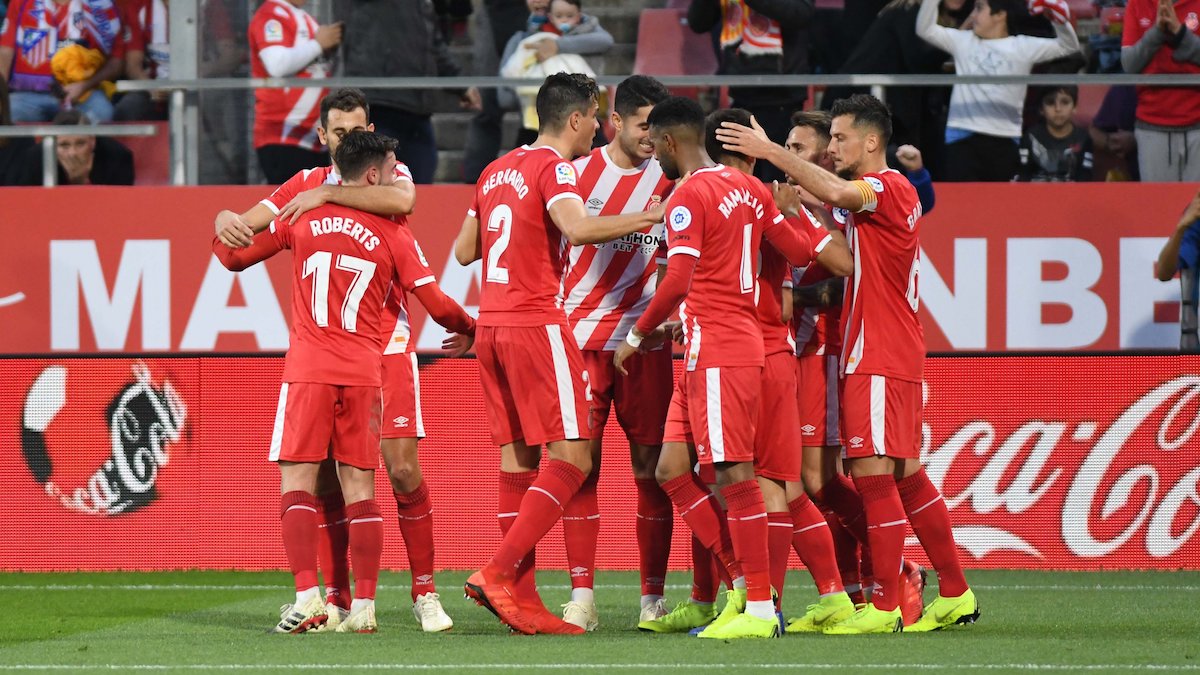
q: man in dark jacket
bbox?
[334,0,478,183]
[687,0,813,183]
[13,109,134,185]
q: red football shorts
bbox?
[381,352,424,440]
[583,347,672,445]
[797,353,841,448]
[269,382,382,470]
[754,352,802,482]
[476,324,592,447]
[664,366,761,465]
[839,374,921,459]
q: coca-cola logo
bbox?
[921,376,1200,562]
[21,362,186,516]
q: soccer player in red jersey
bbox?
[560,74,675,630]
[702,107,858,633]
[240,132,475,634]
[247,0,342,183]
[718,94,977,634]
[613,97,846,640]
[453,72,664,636]
[214,89,458,633]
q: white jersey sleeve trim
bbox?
[546,192,584,209]
[814,232,833,253]
[466,208,477,218]
[412,275,436,288]
[260,198,281,215]
[668,246,701,259]
[772,212,786,224]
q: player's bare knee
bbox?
[387,463,421,493]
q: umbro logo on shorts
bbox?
[801,424,816,434]
[848,436,864,448]
[393,416,410,428]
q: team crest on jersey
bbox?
[864,176,885,193]
[556,162,577,186]
[669,206,692,232]
[832,207,850,225]
[263,19,284,42]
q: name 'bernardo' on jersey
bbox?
[308,215,381,251]
[481,167,529,199]
[717,187,765,220]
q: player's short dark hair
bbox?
[790,109,832,144]
[536,72,600,132]
[1040,85,1078,106]
[830,94,892,146]
[333,131,398,182]
[647,96,705,139]
[320,88,370,129]
[704,108,753,166]
[613,75,670,118]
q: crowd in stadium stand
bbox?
[0,0,1198,185]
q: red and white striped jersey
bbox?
[793,204,844,357]
[248,0,329,151]
[259,161,429,354]
[840,169,924,383]
[562,147,673,351]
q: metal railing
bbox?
[112,72,1200,186]
[0,124,158,187]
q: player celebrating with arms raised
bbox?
[717,94,977,634]
[454,72,664,635]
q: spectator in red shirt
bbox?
[1122,0,1200,181]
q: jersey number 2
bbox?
[486,204,513,284]
[303,251,377,332]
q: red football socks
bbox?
[853,474,908,612]
[897,469,969,597]
[635,477,673,597]
[788,493,844,596]
[690,535,719,603]
[662,473,741,581]
[497,470,538,596]
[720,480,772,604]
[826,507,863,594]
[816,473,874,583]
[486,460,585,577]
[315,492,351,609]
[346,499,383,600]
[562,470,600,591]
[767,511,794,605]
[394,481,436,601]
[280,491,320,592]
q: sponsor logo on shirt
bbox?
[556,162,577,186]
[864,176,885,193]
[832,207,850,225]
[669,206,692,232]
[264,19,284,42]
[586,197,605,213]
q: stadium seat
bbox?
[633,8,717,78]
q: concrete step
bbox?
[435,149,466,184]
[432,111,523,151]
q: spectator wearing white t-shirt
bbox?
[917,0,1080,180]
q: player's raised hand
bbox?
[442,332,474,357]
[215,209,255,248]
[716,115,776,160]
[279,185,330,225]
[772,180,801,217]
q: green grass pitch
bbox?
[2,569,1197,674]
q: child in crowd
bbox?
[1018,85,1094,181]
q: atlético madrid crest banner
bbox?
[0,355,1196,571]
[0,182,1195,353]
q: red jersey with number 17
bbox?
[469,144,584,327]
[665,165,820,371]
[840,169,923,382]
[269,204,436,386]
